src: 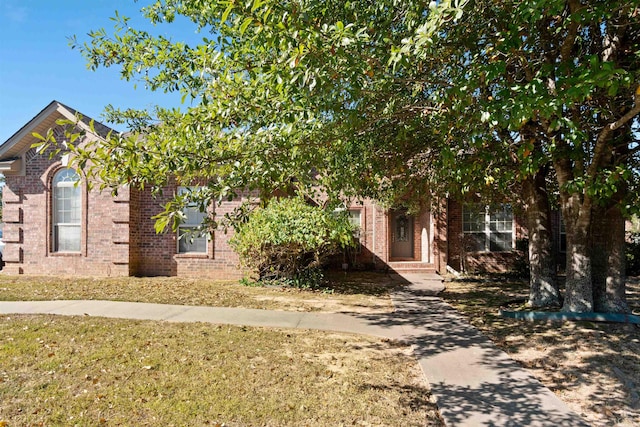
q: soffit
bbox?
[0,100,116,161]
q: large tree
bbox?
[402,0,640,312]
[47,0,639,312]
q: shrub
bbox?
[230,198,356,288]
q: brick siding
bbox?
[2,141,130,276]
[1,128,250,279]
[2,124,526,278]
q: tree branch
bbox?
[560,0,583,62]
[588,87,640,180]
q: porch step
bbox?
[387,261,437,274]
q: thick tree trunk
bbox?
[523,173,560,308]
[554,152,595,312]
[562,217,593,313]
[592,204,630,313]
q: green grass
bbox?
[0,315,441,426]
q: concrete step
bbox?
[388,262,437,274]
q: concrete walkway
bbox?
[0,273,588,426]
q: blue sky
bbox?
[0,0,199,143]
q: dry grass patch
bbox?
[0,272,399,314]
[0,314,442,426]
[441,276,640,427]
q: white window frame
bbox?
[347,209,362,239]
[52,168,82,253]
[463,204,514,252]
[333,207,363,252]
[177,186,209,254]
[348,209,362,253]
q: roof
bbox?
[0,100,117,163]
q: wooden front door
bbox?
[390,211,414,259]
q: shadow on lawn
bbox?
[435,276,640,425]
[351,286,592,426]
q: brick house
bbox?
[0,101,527,278]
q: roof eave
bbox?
[0,158,23,176]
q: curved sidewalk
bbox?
[0,273,588,426]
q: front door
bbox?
[390,211,414,259]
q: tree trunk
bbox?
[562,215,594,312]
[592,203,630,313]
[554,153,594,313]
[523,173,560,308]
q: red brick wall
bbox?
[3,132,527,278]
[1,130,250,279]
[128,184,142,275]
[2,140,130,276]
[342,200,437,270]
[129,185,249,279]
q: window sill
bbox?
[50,252,82,257]
[175,253,210,259]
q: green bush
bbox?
[230,198,356,288]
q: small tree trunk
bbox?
[592,203,630,313]
[523,173,560,308]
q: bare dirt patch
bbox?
[441,276,640,427]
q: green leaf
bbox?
[251,0,263,13]
[31,132,46,141]
[220,2,233,26]
[240,17,253,35]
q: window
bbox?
[348,209,362,253]
[463,204,513,252]
[177,187,208,254]
[347,209,362,239]
[52,168,81,252]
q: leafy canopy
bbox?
[38,0,639,228]
[44,0,467,223]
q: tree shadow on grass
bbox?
[350,285,592,426]
[431,276,640,425]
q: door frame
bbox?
[388,209,417,261]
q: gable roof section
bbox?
[0,100,117,174]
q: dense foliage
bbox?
[230,198,356,287]
[38,0,640,312]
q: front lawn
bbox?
[0,271,399,314]
[0,315,442,426]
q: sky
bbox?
[0,0,200,143]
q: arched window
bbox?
[52,168,82,252]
